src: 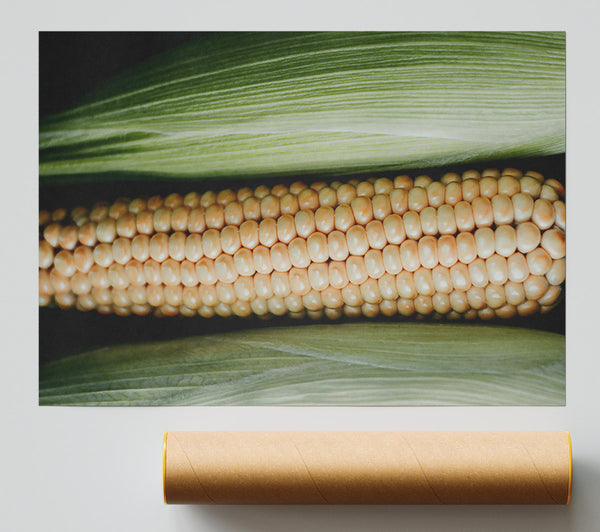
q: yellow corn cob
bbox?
[38,168,565,320]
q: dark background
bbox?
[39,32,200,117]
[39,32,566,363]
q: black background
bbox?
[39,32,200,117]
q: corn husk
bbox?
[39,322,565,406]
[39,32,565,183]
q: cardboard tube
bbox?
[163,431,572,505]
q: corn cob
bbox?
[39,168,565,320]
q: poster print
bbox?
[39,32,565,406]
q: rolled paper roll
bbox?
[163,431,572,505]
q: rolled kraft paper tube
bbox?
[163,431,572,505]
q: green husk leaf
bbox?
[39,32,565,183]
[39,322,565,406]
